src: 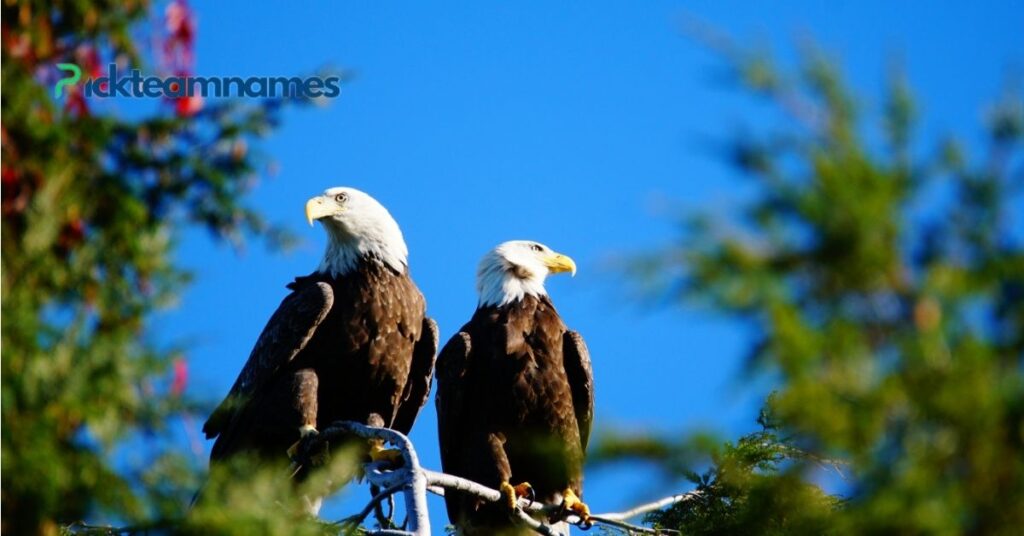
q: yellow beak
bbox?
[544,253,577,277]
[305,196,332,226]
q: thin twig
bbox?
[426,485,446,497]
[335,481,407,532]
[64,521,173,535]
[423,469,546,512]
[585,516,665,535]
[424,468,685,534]
[512,508,563,536]
[595,491,700,521]
[369,484,398,530]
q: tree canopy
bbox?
[2,1,317,533]
[607,32,1024,535]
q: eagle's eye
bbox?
[531,244,544,252]
[334,192,348,203]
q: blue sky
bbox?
[150,1,1021,530]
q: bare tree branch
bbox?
[595,492,699,521]
[310,422,429,535]
[336,481,407,533]
[307,422,693,536]
[67,421,694,536]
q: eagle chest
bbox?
[486,306,574,429]
[309,273,419,393]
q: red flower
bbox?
[76,44,103,80]
[163,0,196,74]
[163,0,200,117]
[1,166,17,190]
[174,93,204,117]
[171,358,189,396]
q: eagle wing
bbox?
[435,331,472,475]
[562,330,594,452]
[392,317,439,433]
[202,281,334,440]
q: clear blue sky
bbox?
[152,1,1021,530]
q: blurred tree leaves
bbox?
[615,30,1024,535]
[1,1,320,534]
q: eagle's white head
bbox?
[476,240,577,307]
[305,187,408,276]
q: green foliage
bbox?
[180,449,362,536]
[1,2,313,533]
[647,429,839,534]
[595,406,840,535]
[622,34,1024,535]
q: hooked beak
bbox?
[544,252,577,277]
[305,196,334,226]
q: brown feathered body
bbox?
[436,294,593,535]
[203,261,437,464]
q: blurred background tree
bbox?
[1,1,322,533]
[603,28,1024,535]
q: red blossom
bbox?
[162,0,200,117]
[171,358,189,396]
[76,44,103,79]
[175,93,204,117]
[163,0,195,75]
[1,166,17,189]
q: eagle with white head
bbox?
[202,187,437,511]
[436,240,594,535]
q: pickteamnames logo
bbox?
[54,63,342,99]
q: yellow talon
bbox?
[562,487,591,523]
[368,438,403,464]
[500,481,534,510]
[500,482,517,509]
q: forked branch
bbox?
[311,421,693,536]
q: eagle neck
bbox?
[317,228,407,277]
[477,267,547,308]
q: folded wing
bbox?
[202,281,334,443]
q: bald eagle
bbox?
[436,240,594,535]
[201,187,437,511]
